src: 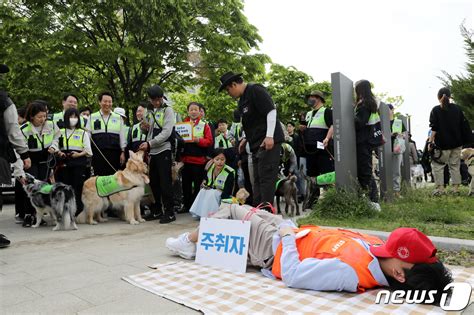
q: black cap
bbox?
[147,84,167,100]
[0,64,10,74]
[387,103,394,110]
[218,71,243,92]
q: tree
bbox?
[441,24,474,124]
[0,0,268,116]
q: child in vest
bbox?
[167,205,452,305]
[178,102,214,213]
[189,149,235,218]
[215,118,237,170]
[51,108,92,215]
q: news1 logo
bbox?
[375,282,472,311]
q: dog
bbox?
[410,164,426,189]
[303,174,319,211]
[461,148,474,196]
[23,173,78,231]
[78,150,149,225]
[275,175,300,216]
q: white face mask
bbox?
[69,118,78,127]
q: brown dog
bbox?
[78,150,149,225]
[461,148,474,196]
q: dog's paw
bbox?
[88,220,98,225]
[138,218,146,223]
[129,220,139,225]
[52,225,60,231]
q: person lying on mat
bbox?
[166,204,452,305]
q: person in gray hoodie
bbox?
[139,85,176,224]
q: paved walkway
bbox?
[1,201,473,314]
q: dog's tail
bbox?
[55,185,77,230]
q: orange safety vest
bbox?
[272,225,385,292]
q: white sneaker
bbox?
[165,233,196,259]
[369,202,381,212]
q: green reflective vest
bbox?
[215,133,231,149]
[96,175,133,197]
[305,107,328,129]
[206,164,234,190]
[59,128,85,152]
[130,122,146,143]
[193,120,206,138]
[366,112,381,126]
[316,171,336,185]
[39,184,53,194]
[392,118,403,134]
[90,111,121,135]
[21,121,56,152]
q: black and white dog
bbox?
[23,173,78,231]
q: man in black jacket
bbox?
[219,72,284,209]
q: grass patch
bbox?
[298,186,474,240]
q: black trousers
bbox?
[306,151,334,177]
[181,163,205,211]
[356,143,379,202]
[56,164,87,215]
[92,149,121,176]
[149,150,174,216]
[17,160,50,217]
[252,143,281,207]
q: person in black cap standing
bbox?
[0,63,31,247]
[219,72,284,209]
[139,84,176,223]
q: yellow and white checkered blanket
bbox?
[123,261,473,314]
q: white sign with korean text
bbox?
[195,218,251,274]
[175,122,194,142]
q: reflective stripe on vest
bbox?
[21,121,55,152]
[215,133,231,149]
[366,113,381,126]
[59,128,85,152]
[206,164,234,190]
[272,226,385,292]
[306,107,328,129]
[90,111,121,135]
[392,119,403,134]
[130,123,146,143]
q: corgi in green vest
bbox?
[78,150,149,225]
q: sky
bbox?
[244,0,473,146]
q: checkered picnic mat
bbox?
[122,262,473,314]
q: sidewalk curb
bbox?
[322,226,474,251]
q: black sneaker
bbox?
[0,234,10,248]
[159,214,176,224]
[143,212,162,221]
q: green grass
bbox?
[298,186,474,240]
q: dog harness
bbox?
[272,226,384,292]
[96,175,135,197]
[39,184,53,194]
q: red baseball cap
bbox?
[370,228,438,264]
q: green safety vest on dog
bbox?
[316,171,336,185]
[96,175,133,197]
[39,184,53,194]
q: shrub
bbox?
[311,188,377,219]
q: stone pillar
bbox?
[400,115,411,185]
[378,102,393,201]
[331,72,357,192]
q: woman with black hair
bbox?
[428,87,468,196]
[52,108,92,215]
[354,80,380,208]
[18,100,60,227]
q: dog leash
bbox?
[89,136,118,173]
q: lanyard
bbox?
[307,107,321,127]
[100,112,111,133]
[64,128,81,150]
[32,123,46,150]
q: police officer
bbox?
[51,93,88,130]
[301,90,334,207]
[219,71,285,209]
[90,92,126,176]
[139,85,176,224]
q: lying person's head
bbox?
[370,228,453,305]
